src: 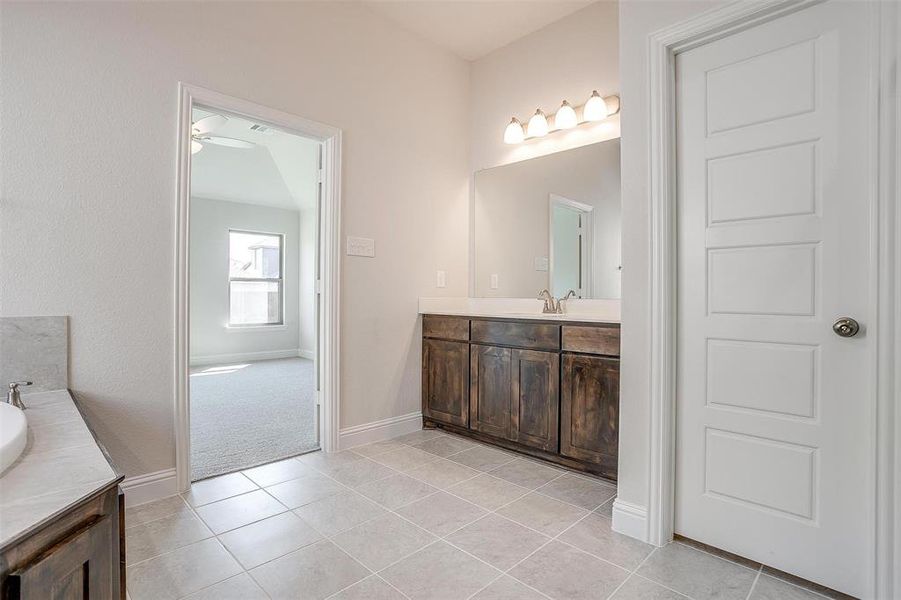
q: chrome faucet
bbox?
[538,289,557,314]
[6,381,32,410]
[558,290,577,313]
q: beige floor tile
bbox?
[194,489,286,534]
[218,511,323,569]
[558,513,653,569]
[296,449,367,474]
[331,513,436,571]
[350,440,408,457]
[497,492,588,537]
[447,474,529,511]
[125,510,213,565]
[596,497,615,519]
[242,457,314,487]
[446,513,548,570]
[370,447,440,473]
[749,574,828,600]
[184,472,258,507]
[488,459,563,490]
[327,457,399,487]
[610,575,690,599]
[405,458,481,489]
[356,473,438,510]
[391,429,446,445]
[329,575,407,599]
[265,472,346,508]
[125,495,192,528]
[250,540,370,600]
[535,473,616,510]
[182,573,268,600]
[380,541,501,600]
[637,542,758,600]
[472,575,548,600]
[126,538,242,600]
[509,540,629,600]
[395,491,487,537]
[448,445,516,472]
[411,435,475,458]
[293,490,387,537]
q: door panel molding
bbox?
[641,2,899,599]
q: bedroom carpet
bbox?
[189,357,318,481]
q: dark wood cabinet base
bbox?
[422,314,620,483]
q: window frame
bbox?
[226,228,285,328]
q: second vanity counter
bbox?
[418,297,621,324]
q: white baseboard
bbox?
[612,498,649,543]
[339,412,423,449]
[298,349,315,360]
[189,348,301,367]
[121,468,178,507]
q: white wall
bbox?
[470,1,621,172]
[299,206,316,358]
[473,139,621,298]
[616,0,720,520]
[0,1,470,477]
[189,197,301,362]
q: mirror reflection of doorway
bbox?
[550,194,593,298]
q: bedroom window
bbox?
[228,230,283,326]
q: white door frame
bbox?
[548,194,593,298]
[645,1,899,597]
[174,83,343,492]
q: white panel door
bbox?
[675,2,872,596]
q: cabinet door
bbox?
[510,349,559,452]
[469,345,511,438]
[422,338,469,427]
[9,516,115,600]
[560,353,619,474]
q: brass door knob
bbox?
[832,317,860,338]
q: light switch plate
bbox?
[436,270,446,288]
[534,257,549,272]
[346,236,375,258]
[490,274,499,289]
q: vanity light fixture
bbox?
[554,100,578,129]
[504,117,525,144]
[582,90,609,122]
[527,108,549,137]
[503,90,619,144]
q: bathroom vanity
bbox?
[0,390,124,600]
[421,313,619,480]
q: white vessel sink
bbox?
[0,403,27,474]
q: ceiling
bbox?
[363,1,595,61]
[190,108,320,211]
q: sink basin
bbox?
[0,403,27,474]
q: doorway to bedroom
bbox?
[188,105,322,481]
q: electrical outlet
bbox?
[490,274,499,289]
[346,236,375,258]
[436,270,446,288]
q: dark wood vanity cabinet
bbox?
[561,353,619,472]
[422,338,469,427]
[422,314,619,480]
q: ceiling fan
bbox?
[191,114,256,154]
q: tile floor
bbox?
[125,429,843,600]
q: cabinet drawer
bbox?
[471,320,559,351]
[562,325,620,356]
[423,315,470,341]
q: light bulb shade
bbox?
[503,118,524,144]
[527,109,549,137]
[583,90,609,122]
[555,101,578,129]
[191,140,203,154]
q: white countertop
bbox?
[0,389,119,548]
[419,297,621,324]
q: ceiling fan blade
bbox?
[193,114,227,134]
[203,135,255,149]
